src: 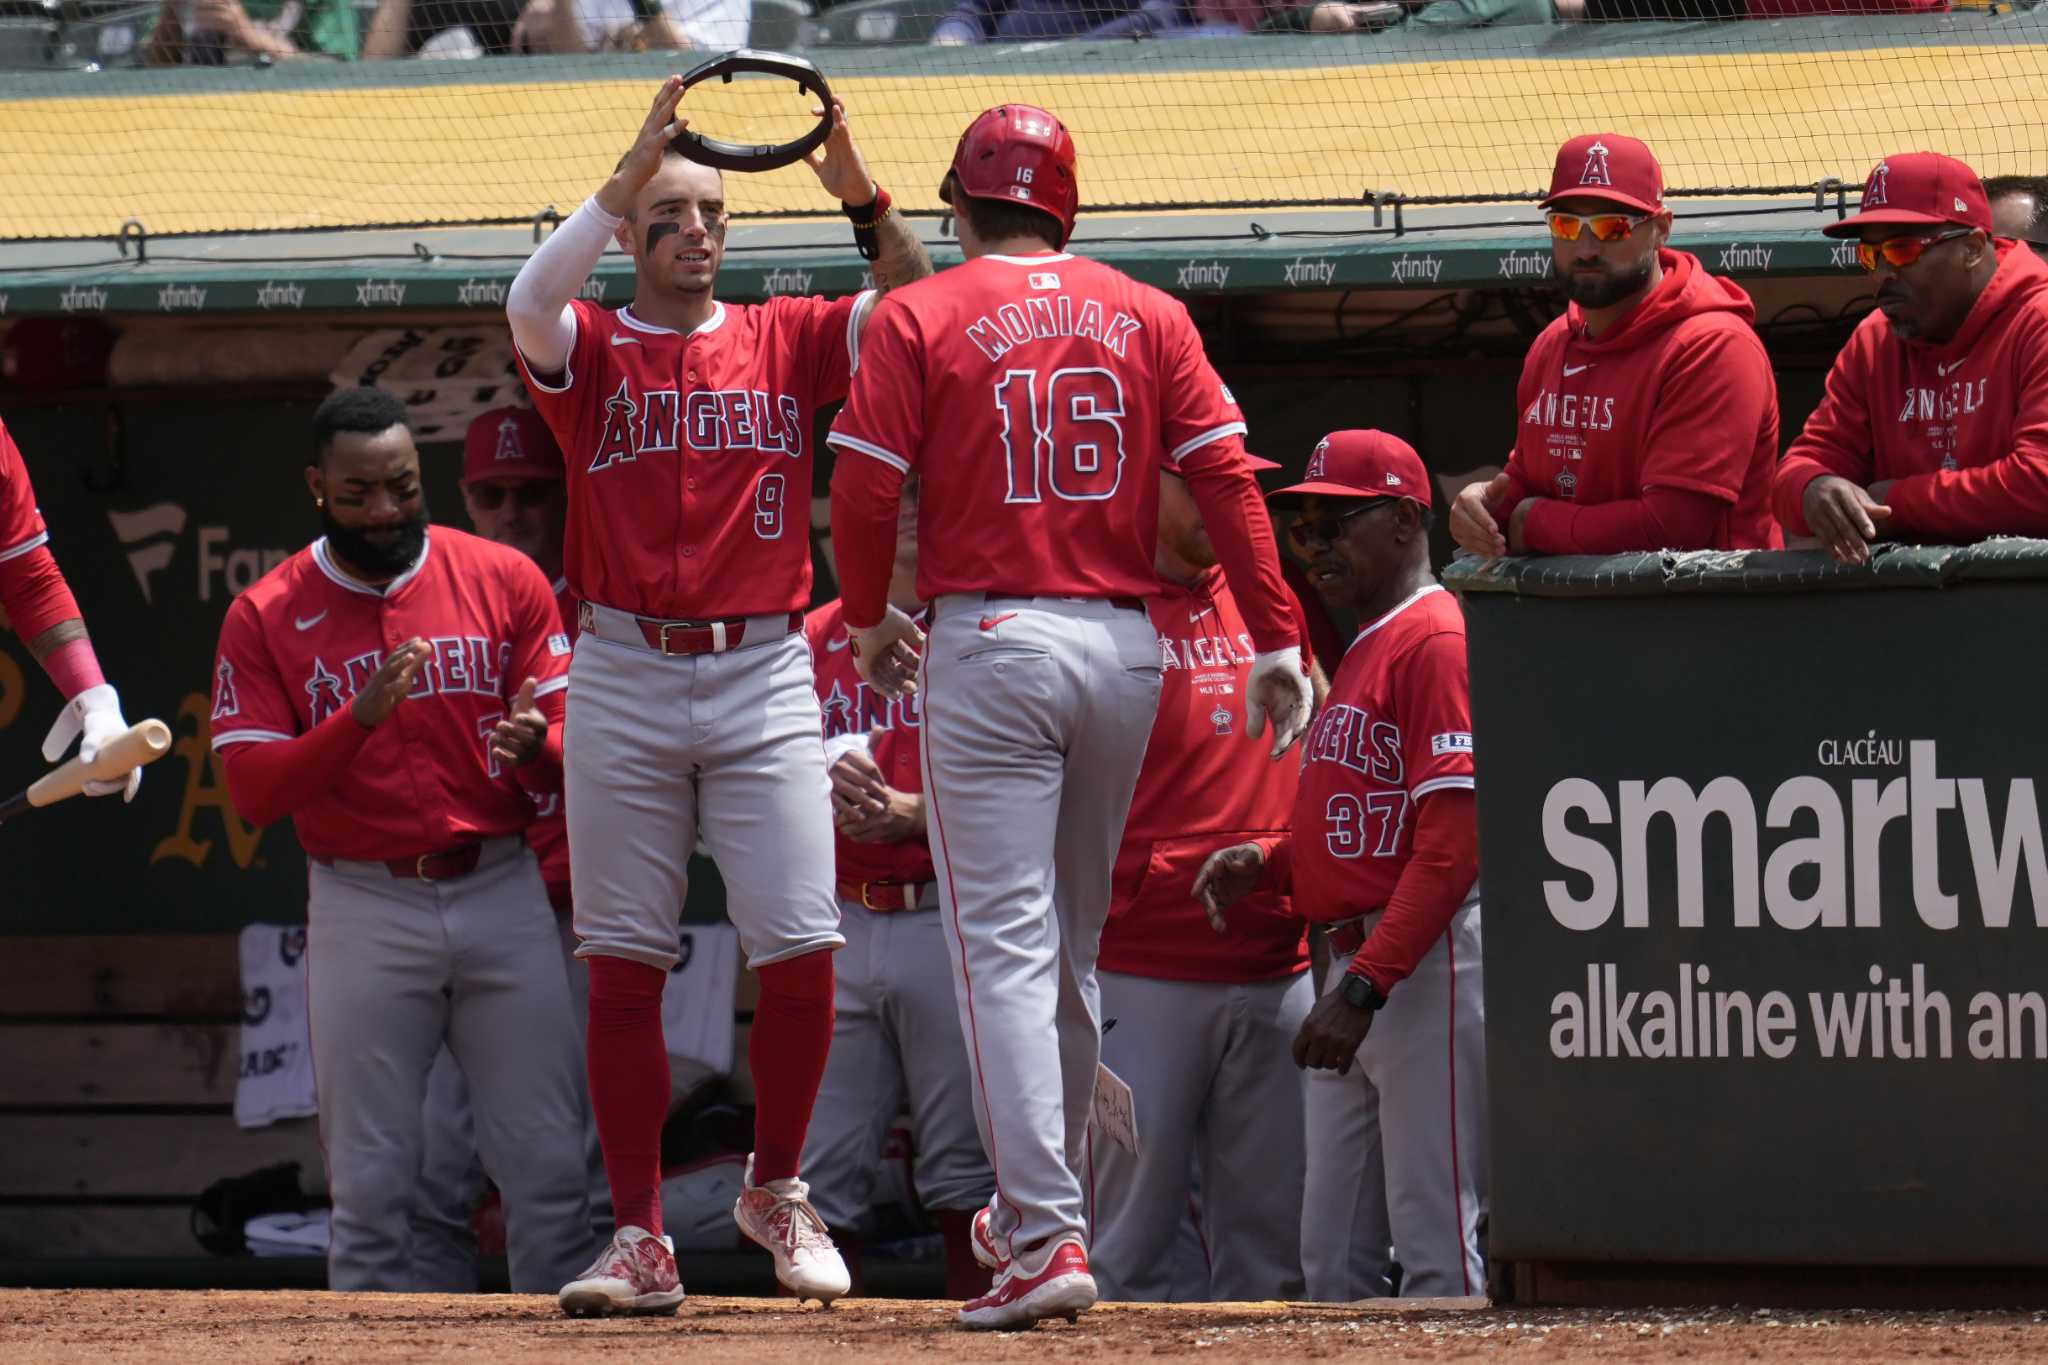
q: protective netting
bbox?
[0,2,2042,239]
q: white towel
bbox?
[660,923,738,1078]
[244,1209,330,1257]
[235,924,318,1129]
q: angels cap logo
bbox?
[1866,163,1890,208]
[495,414,525,462]
[1306,439,1330,481]
[1580,139,1613,188]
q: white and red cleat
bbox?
[732,1154,852,1305]
[558,1225,687,1318]
[969,1201,1007,1272]
[958,1236,1097,1331]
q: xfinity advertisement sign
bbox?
[1454,557,2048,1267]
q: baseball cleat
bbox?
[558,1225,687,1318]
[969,1201,1008,1272]
[957,1236,1096,1331]
[732,1154,852,1305]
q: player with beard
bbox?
[1450,134,1779,557]
[209,388,596,1293]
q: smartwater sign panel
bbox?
[1456,550,2048,1266]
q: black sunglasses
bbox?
[1288,499,1394,548]
[467,482,556,511]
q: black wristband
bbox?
[843,187,891,262]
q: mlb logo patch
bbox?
[1431,731,1473,756]
[547,632,572,657]
[1028,272,1060,290]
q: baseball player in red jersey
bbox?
[1084,462,1318,1303]
[827,104,1311,1329]
[1197,431,1485,1300]
[799,477,998,1301]
[412,405,611,1290]
[209,388,594,1293]
[506,78,932,1315]
[1450,134,1779,557]
[0,415,146,802]
[1774,153,2048,564]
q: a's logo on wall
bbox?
[108,503,187,604]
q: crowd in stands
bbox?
[115,0,1994,66]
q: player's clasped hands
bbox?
[489,678,550,770]
[829,736,922,844]
[848,605,924,701]
[1191,841,1267,933]
[350,638,433,730]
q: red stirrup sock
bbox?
[585,954,671,1238]
[748,948,837,1185]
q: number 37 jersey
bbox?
[516,293,871,620]
[827,252,1248,601]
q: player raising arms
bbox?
[506,77,931,1316]
[828,104,1311,1330]
[0,416,145,803]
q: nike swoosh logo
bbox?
[826,633,850,652]
[610,334,641,347]
[1563,363,1593,377]
[294,610,328,631]
[1937,360,1965,376]
[979,612,1019,631]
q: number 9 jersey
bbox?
[515,292,872,621]
[826,252,1247,602]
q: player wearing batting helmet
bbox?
[1776,153,2048,563]
[506,77,934,1316]
[209,388,594,1293]
[1198,430,1486,1301]
[1450,133,1779,558]
[828,104,1311,1329]
[0,416,146,803]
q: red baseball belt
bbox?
[838,878,930,912]
[633,611,803,657]
[315,843,483,882]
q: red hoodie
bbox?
[1500,249,1781,552]
[1774,240,2048,541]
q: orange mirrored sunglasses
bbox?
[1546,211,1652,244]
[1856,228,1973,273]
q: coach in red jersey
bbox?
[0,415,146,801]
[1450,133,1779,557]
[210,388,593,1293]
[1775,153,2048,564]
[1085,461,1319,1303]
[1199,429,1486,1300]
[509,78,931,1315]
[829,103,1308,1330]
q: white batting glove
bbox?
[1246,646,1314,759]
[42,683,141,802]
[849,604,925,701]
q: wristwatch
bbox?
[1340,971,1386,1012]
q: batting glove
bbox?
[1246,646,1313,759]
[42,683,141,802]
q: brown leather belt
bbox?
[635,610,803,656]
[838,878,930,912]
[316,843,484,881]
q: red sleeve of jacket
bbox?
[1181,443,1299,654]
[1251,832,1294,895]
[1885,324,2048,538]
[0,544,85,651]
[1635,323,1776,505]
[1775,323,1882,536]
[1520,485,1729,554]
[219,706,375,829]
[1347,788,1479,994]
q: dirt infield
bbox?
[5,1291,2048,1363]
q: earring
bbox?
[316,497,325,508]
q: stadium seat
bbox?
[750,0,813,49]
[804,0,952,45]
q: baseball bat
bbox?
[0,719,173,825]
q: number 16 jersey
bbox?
[827,252,1248,603]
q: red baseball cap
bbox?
[1269,430,1430,509]
[1823,152,1992,238]
[1541,133,1665,216]
[1245,453,1281,471]
[463,406,562,485]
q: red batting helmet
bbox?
[939,105,1079,248]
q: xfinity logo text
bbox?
[256,281,305,310]
[1388,254,1443,284]
[356,280,407,307]
[1177,260,1230,290]
[1718,244,1774,272]
[1497,250,1552,280]
[761,268,813,295]
[1283,257,1336,287]
[157,284,206,312]
[60,285,107,313]
[456,278,507,307]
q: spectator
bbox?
[1258,0,1551,33]
[931,0,1147,42]
[504,0,749,52]
[145,0,358,62]
[362,0,524,55]
[1449,132,1779,557]
[1775,153,2048,563]
[1985,174,2048,262]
